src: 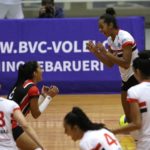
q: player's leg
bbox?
[13,126,41,150]
[16,132,41,150]
[121,91,131,123]
[121,75,139,123]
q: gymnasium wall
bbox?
[0,17,145,95]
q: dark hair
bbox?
[106,7,116,16]
[14,61,38,87]
[39,0,55,18]
[99,13,118,29]
[64,107,105,131]
[133,50,150,77]
[42,0,54,6]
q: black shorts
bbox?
[121,75,139,91]
[12,126,24,141]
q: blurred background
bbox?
[22,0,150,50]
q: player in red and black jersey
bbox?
[8,61,59,150]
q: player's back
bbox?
[7,80,37,115]
[80,128,122,150]
[0,97,19,150]
[130,82,150,139]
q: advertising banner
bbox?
[0,17,145,94]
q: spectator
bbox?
[38,0,64,18]
[0,0,24,19]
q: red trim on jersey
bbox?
[91,143,102,150]
[28,86,40,97]
[11,114,17,129]
[139,101,146,107]
[122,41,134,48]
[127,98,138,103]
[13,107,21,113]
[23,79,34,87]
[20,95,29,111]
[20,80,39,115]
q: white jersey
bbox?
[80,128,122,150]
[127,82,150,150]
[107,29,138,82]
[0,97,20,150]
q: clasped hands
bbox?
[86,41,107,55]
[41,85,59,98]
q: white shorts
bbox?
[0,3,24,19]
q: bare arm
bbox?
[13,109,45,149]
[86,41,114,67]
[30,97,41,119]
[112,102,141,134]
[106,45,132,69]
[30,85,59,118]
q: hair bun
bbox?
[139,50,150,59]
[105,7,116,16]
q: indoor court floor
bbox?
[26,94,136,150]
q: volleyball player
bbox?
[64,107,122,150]
[0,97,45,150]
[86,12,139,123]
[7,61,59,150]
[113,50,150,150]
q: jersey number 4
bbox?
[104,133,118,146]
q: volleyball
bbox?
[119,114,128,127]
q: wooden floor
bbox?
[26,94,136,150]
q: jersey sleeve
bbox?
[121,32,135,48]
[28,85,40,98]
[107,37,111,47]
[11,101,21,113]
[127,87,139,103]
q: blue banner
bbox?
[0,17,145,94]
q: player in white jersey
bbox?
[112,50,150,150]
[0,97,45,150]
[64,107,122,150]
[0,0,24,19]
[86,12,139,123]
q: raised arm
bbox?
[30,85,59,119]
[106,45,132,69]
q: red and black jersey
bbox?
[8,80,40,116]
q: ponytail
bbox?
[64,107,105,132]
[99,11,118,29]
